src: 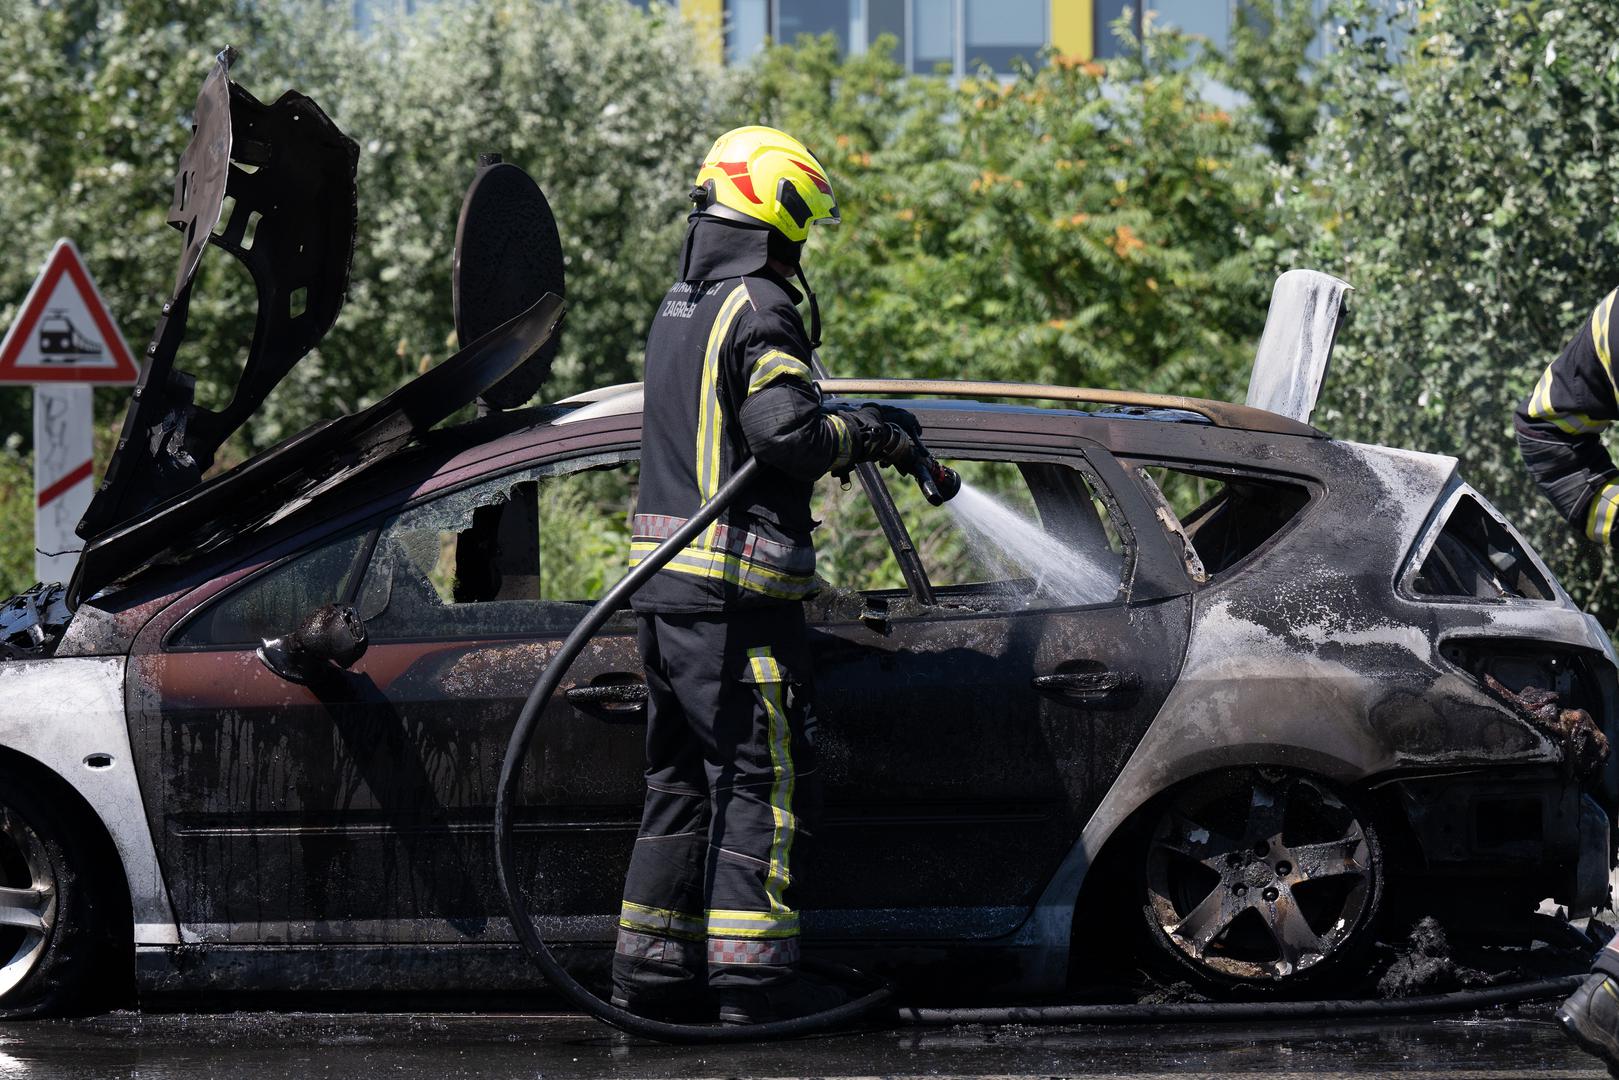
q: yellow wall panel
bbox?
[680,0,725,66]
[1052,0,1094,61]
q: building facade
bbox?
[680,0,1335,73]
[351,1,1365,73]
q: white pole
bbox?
[33,384,94,585]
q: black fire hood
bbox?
[677,212,819,347]
[678,212,803,285]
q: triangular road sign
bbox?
[0,239,138,384]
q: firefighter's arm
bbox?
[1515,288,1619,543]
[732,308,898,481]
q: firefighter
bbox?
[610,126,920,1025]
[1516,287,1619,1069]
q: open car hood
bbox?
[68,49,566,607]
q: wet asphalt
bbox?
[0,1005,1610,1079]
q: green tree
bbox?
[0,0,722,454]
[1216,0,1326,164]
[1291,0,1619,624]
[730,31,1281,403]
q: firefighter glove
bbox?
[844,403,918,467]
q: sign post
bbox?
[0,240,139,584]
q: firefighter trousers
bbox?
[612,606,822,1000]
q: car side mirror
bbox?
[257,603,368,684]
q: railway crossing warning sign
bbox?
[0,240,139,584]
[0,240,138,384]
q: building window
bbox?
[1096,0,1236,57]
[964,0,1045,72]
[1094,1,1383,63]
[867,0,906,58]
[1092,0,1143,58]
[727,0,770,62]
[723,0,1049,74]
[911,0,955,73]
[779,0,851,52]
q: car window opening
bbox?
[1412,493,1553,602]
[1134,465,1312,582]
[356,457,638,640]
[172,452,640,648]
[810,456,1128,613]
[172,529,373,648]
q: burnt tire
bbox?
[1139,767,1384,994]
[0,768,119,1018]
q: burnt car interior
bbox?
[169,444,1138,653]
[1412,493,1554,601]
[1133,464,1313,579]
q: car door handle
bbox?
[1032,671,1139,702]
[565,681,649,717]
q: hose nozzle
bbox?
[910,451,960,506]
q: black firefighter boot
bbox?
[1559,973,1619,1075]
[717,972,853,1025]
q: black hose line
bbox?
[894,975,1584,1027]
[493,457,894,1043]
[493,456,1584,1043]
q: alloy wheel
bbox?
[1145,769,1377,982]
[0,805,58,1000]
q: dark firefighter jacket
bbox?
[1516,287,1619,544]
[630,216,859,613]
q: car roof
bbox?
[549,379,1324,438]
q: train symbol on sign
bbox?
[37,310,103,361]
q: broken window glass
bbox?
[171,528,372,647]
[356,453,638,642]
[1133,464,1312,581]
[1412,492,1553,601]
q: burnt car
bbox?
[0,52,1614,1018]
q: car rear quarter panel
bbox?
[1009,426,1591,986]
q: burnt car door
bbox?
[796,425,1195,941]
[127,447,648,944]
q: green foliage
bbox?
[0,450,32,599]
[1216,0,1325,163]
[538,472,632,601]
[0,0,721,455]
[731,34,1279,402]
[1290,0,1619,623]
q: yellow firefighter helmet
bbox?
[693,126,839,244]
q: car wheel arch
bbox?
[0,745,135,1004]
[1066,757,1396,989]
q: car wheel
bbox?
[0,770,113,1018]
[1141,767,1383,990]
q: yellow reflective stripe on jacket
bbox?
[619,900,706,942]
[746,349,811,395]
[1586,482,1619,543]
[1529,367,1611,435]
[706,908,800,940]
[628,542,818,600]
[827,412,854,470]
[747,646,797,917]
[1593,289,1617,392]
[696,284,753,546]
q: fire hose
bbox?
[492,440,1587,1043]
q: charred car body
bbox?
[0,53,1614,1017]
